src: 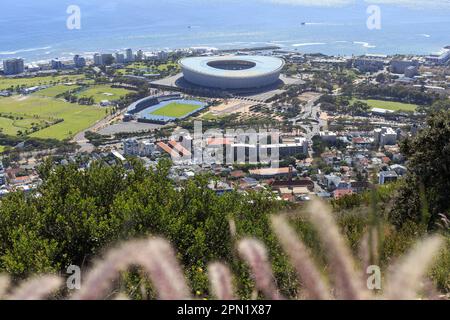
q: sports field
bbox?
[352,99,418,112]
[0,96,106,140]
[75,85,132,103]
[150,102,203,118]
[0,75,86,91]
[33,85,80,98]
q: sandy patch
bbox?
[298,91,322,102]
[210,99,255,116]
[14,95,29,101]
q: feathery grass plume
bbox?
[134,238,191,300]
[358,228,379,272]
[73,240,144,300]
[73,238,191,300]
[270,215,331,300]
[307,200,367,300]
[384,235,444,300]
[114,293,130,300]
[0,275,11,299]
[208,262,236,300]
[237,239,283,300]
[228,218,237,238]
[436,213,449,230]
[8,276,62,300]
[359,232,370,272]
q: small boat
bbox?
[301,22,306,26]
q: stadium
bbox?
[179,55,285,90]
[124,94,207,124]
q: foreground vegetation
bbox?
[0,110,448,299]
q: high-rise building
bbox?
[3,58,25,75]
[74,55,86,68]
[136,50,144,61]
[125,48,134,62]
[93,53,103,66]
[157,50,168,61]
[101,53,114,65]
[51,59,64,70]
[115,53,125,64]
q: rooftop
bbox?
[179,55,285,78]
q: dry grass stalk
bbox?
[8,276,62,300]
[208,262,236,300]
[237,239,283,300]
[384,235,444,300]
[308,200,367,299]
[270,215,331,300]
[0,275,11,299]
[73,238,190,300]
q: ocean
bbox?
[0,0,449,64]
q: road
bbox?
[289,94,325,157]
[72,108,127,153]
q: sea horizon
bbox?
[1,0,449,64]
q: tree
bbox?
[390,110,450,229]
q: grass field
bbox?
[75,85,132,103]
[33,85,80,98]
[151,102,203,118]
[0,75,86,91]
[352,99,418,112]
[0,96,106,140]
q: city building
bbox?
[101,54,114,65]
[379,171,398,185]
[426,49,450,65]
[3,58,25,75]
[74,55,86,68]
[136,50,144,61]
[259,141,308,158]
[125,48,134,62]
[390,59,418,74]
[249,167,296,179]
[123,139,156,157]
[374,127,397,147]
[51,59,64,70]
[319,131,337,144]
[93,53,103,66]
[353,56,384,73]
[115,53,125,64]
[157,50,168,61]
[404,66,419,78]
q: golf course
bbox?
[0,95,106,140]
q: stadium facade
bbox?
[179,55,285,90]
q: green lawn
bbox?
[0,96,106,140]
[352,99,418,112]
[156,62,180,72]
[75,85,132,103]
[33,85,80,98]
[151,103,203,118]
[0,75,86,91]
[201,113,220,120]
